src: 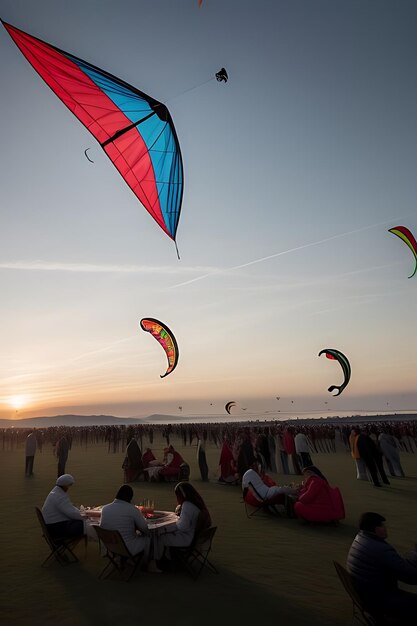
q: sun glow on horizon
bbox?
[8,395,28,410]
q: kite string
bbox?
[165,77,215,104]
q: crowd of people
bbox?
[11,418,417,622]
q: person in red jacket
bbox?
[158,445,185,480]
[294,465,345,523]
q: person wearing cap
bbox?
[41,474,85,541]
[347,512,417,623]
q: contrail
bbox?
[171,215,410,288]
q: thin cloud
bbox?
[0,260,218,275]
[171,216,411,288]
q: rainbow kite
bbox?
[140,318,179,378]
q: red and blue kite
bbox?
[2,21,183,247]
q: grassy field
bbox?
[1,433,416,626]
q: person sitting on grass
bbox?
[242,458,298,513]
[293,465,345,523]
[347,512,417,624]
[42,474,85,541]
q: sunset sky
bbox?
[1,0,416,420]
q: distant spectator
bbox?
[56,435,70,478]
[294,431,312,468]
[349,428,368,480]
[378,431,405,478]
[25,430,37,476]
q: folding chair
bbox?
[242,483,266,518]
[93,525,144,581]
[333,561,378,625]
[35,507,85,567]
[172,526,218,580]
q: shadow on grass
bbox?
[49,560,339,626]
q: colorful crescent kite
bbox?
[318,348,351,396]
[140,318,179,378]
[388,226,417,278]
[2,21,183,245]
[225,401,236,415]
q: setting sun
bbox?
[9,395,27,410]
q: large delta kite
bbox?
[2,21,183,248]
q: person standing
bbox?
[294,430,313,469]
[349,428,368,480]
[56,434,69,478]
[25,430,37,476]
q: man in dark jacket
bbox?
[347,512,417,623]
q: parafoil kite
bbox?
[318,348,351,396]
[2,21,183,247]
[225,401,236,415]
[388,226,417,278]
[140,318,179,378]
[215,68,228,82]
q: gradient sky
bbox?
[1,0,417,420]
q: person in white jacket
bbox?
[100,484,150,559]
[41,474,85,541]
[152,482,211,564]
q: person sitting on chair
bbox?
[152,482,211,566]
[293,466,345,523]
[347,512,417,623]
[242,459,298,510]
[158,445,185,481]
[41,474,85,541]
[100,484,150,560]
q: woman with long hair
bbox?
[151,482,211,568]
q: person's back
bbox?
[100,485,150,557]
[347,512,417,622]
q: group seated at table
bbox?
[293,465,345,523]
[242,459,298,511]
[143,445,186,482]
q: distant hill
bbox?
[0,414,145,428]
[0,412,415,429]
